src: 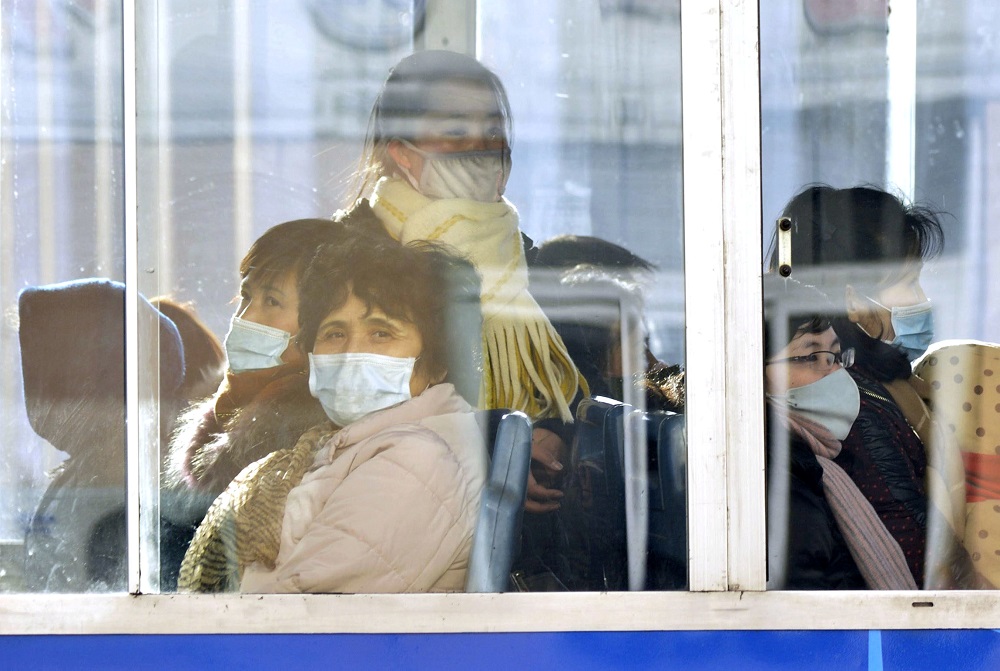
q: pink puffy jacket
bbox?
[241,383,487,593]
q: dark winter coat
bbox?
[781,435,866,590]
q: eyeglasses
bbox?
[767,348,855,371]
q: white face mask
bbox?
[308,352,415,426]
[397,139,510,202]
[224,316,291,373]
[771,367,861,440]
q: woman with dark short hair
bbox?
[166,214,385,497]
[764,276,871,589]
[161,215,385,589]
[179,236,488,593]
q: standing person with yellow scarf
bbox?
[345,50,586,514]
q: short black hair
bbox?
[764,186,939,380]
[766,185,945,292]
[532,235,656,274]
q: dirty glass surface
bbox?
[0,0,126,592]
[761,0,1000,590]
[2,0,688,594]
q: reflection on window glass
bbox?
[1,0,126,592]
[4,0,686,595]
[479,0,686,593]
[762,0,1000,590]
[153,1,687,594]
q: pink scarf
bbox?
[772,402,918,590]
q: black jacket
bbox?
[776,434,866,590]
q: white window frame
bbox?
[4,0,1000,635]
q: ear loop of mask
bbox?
[392,140,422,192]
[851,293,891,340]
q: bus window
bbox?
[0,0,127,592]
[150,1,688,594]
[761,0,1000,591]
[2,1,689,594]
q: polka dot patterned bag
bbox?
[915,340,1000,585]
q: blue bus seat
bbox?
[569,397,687,590]
[465,410,533,592]
[645,410,687,590]
[570,396,629,590]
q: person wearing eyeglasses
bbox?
[768,186,981,589]
[765,276,888,589]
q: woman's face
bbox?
[847,263,927,340]
[766,326,844,393]
[312,292,437,396]
[386,81,506,181]
[236,269,302,364]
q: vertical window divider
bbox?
[720,0,766,591]
[682,0,766,592]
[681,0,730,592]
[123,0,141,595]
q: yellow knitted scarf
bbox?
[370,177,583,421]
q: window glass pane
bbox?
[480,2,686,591]
[761,0,1000,590]
[144,0,687,594]
[138,0,414,593]
[1,0,126,592]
